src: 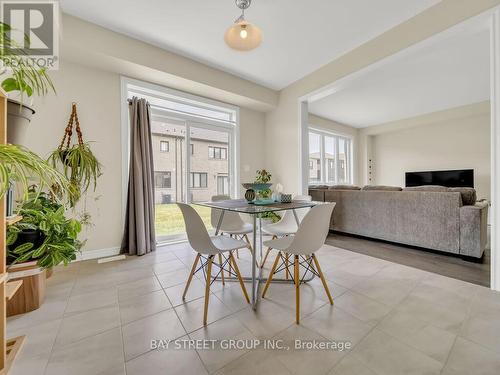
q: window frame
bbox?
[159,140,169,153]
[208,146,228,160]
[154,171,172,189]
[308,128,353,185]
[190,172,208,189]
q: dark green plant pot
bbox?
[7,229,45,265]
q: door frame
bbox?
[120,77,240,242]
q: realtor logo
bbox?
[1,0,59,69]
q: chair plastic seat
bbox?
[262,222,298,236]
[211,236,249,252]
[263,236,294,251]
[220,222,253,235]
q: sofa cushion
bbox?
[362,185,402,191]
[403,185,448,192]
[328,185,361,190]
[308,185,329,189]
[449,187,477,206]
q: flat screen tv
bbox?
[405,169,474,188]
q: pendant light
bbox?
[224,0,262,51]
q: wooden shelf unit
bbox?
[5,216,21,227]
[4,282,22,301]
[0,89,25,373]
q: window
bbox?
[160,140,169,152]
[190,144,194,155]
[208,146,227,160]
[308,129,352,185]
[190,172,208,188]
[217,175,229,195]
[155,171,171,188]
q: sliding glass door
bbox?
[151,114,235,242]
[126,79,238,243]
[188,123,232,204]
[151,116,188,242]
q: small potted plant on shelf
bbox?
[0,22,55,144]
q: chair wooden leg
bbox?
[260,235,277,268]
[183,253,200,300]
[203,255,214,325]
[229,252,250,303]
[312,254,333,305]
[285,253,290,280]
[218,253,225,286]
[294,255,300,324]
[260,247,272,268]
[243,234,253,251]
[262,251,281,298]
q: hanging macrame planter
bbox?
[58,102,85,166]
[49,103,102,206]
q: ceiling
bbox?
[59,0,440,90]
[308,21,490,128]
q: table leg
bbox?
[215,210,225,235]
[292,209,300,226]
[252,214,257,309]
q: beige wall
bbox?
[265,0,500,194]
[369,102,491,200]
[22,60,266,252]
[26,61,122,252]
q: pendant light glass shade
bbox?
[224,21,262,51]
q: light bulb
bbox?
[240,28,248,39]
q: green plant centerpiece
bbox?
[254,169,280,223]
[48,103,102,207]
[7,190,83,268]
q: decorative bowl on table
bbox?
[242,183,273,203]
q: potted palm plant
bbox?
[0,22,55,144]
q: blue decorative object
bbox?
[242,182,273,204]
[253,198,275,205]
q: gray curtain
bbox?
[121,97,156,255]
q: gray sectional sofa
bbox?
[309,185,488,258]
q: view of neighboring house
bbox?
[152,121,229,204]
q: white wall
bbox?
[23,60,266,253]
[369,102,491,200]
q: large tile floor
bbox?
[7,242,500,375]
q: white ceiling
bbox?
[59,0,440,90]
[308,22,490,128]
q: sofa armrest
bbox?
[459,202,488,258]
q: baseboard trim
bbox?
[75,247,121,261]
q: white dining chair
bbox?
[210,195,254,259]
[261,203,336,324]
[260,195,312,269]
[177,203,250,325]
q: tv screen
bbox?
[405,169,474,188]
